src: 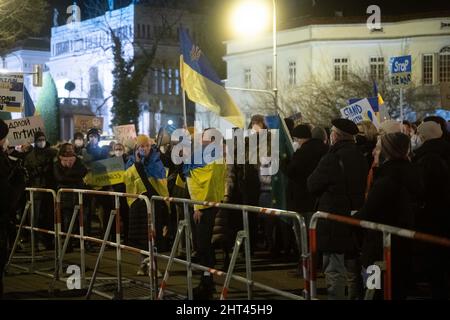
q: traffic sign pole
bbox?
[400,88,404,124]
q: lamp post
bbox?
[272,0,278,114]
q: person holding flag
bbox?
[179,27,244,128]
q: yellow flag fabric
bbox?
[124,164,169,207]
[186,159,226,211]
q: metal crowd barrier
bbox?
[51,188,156,300]
[5,188,58,277]
[308,211,450,300]
[152,196,309,300]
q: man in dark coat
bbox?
[358,132,421,300]
[307,118,369,299]
[24,131,57,249]
[0,119,12,298]
[413,121,450,299]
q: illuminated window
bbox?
[334,58,349,81]
[289,61,296,85]
[423,54,433,85]
[370,57,385,80]
[439,47,450,83]
[244,68,251,88]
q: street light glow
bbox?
[231,1,269,37]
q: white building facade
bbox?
[47,3,202,137]
[223,16,450,125]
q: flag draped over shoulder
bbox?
[183,147,226,211]
[124,147,169,206]
[179,27,244,128]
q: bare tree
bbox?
[0,0,48,56]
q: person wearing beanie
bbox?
[423,115,449,142]
[287,123,328,223]
[307,118,368,300]
[379,119,402,135]
[413,121,450,299]
[311,126,329,146]
[124,134,169,278]
[54,143,88,251]
[357,131,420,300]
[0,119,12,298]
[24,131,58,250]
[83,128,108,163]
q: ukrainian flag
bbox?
[183,148,226,211]
[124,147,169,207]
[373,81,384,122]
[179,27,244,128]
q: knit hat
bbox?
[292,124,312,139]
[381,132,410,160]
[136,134,154,147]
[34,131,46,142]
[87,128,100,139]
[0,119,9,140]
[417,121,443,142]
[74,132,84,140]
[379,120,401,135]
[311,126,327,141]
[58,143,76,157]
[331,118,359,135]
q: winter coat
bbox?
[0,150,12,246]
[307,140,369,254]
[287,139,328,213]
[24,144,57,189]
[357,159,421,299]
[54,158,88,208]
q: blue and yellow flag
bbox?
[183,147,226,211]
[179,27,244,128]
[124,147,169,206]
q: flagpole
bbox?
[182,88,187,129]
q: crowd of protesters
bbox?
[0,113,449,300]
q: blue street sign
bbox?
[389,55,412,88]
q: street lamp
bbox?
[230,0,278,114]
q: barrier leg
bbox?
[242,210,253,300]
[30,192,35,272]
[383,232,392,300]
[293,215,309,299]
[114,196,123,300]
[220,230,245,300]
[183,202,193,300]
[5,201,31,273]
[56,201,63,280]
[86,209,116,299]
[50,205,79,292]
[158,219,187,300]
[78,193,86,289]
[309,227,318,299]
[147,199,157,299]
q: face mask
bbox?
[89,137,98,145]
[36,141,46,149]
[292,141,300,151]
[114,150,124,157]
[74,139,84,147]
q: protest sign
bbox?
[389,55,412,88]
[113,124,137,144]
[5,115,45,145]
[340,98,380,129]
[0,73,24,113]
[84,157,125,187]
[73,115,103,134]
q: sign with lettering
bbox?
[84,157,125,187]
[113,124,137,144]
[5,116,45,145]
[0,73,24,113]
[340,98,380,129]
[389,55,412,88]
[73,115,103,134]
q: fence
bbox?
[308,211,450,300]
[5,188,58,277]
[151,196,309,300]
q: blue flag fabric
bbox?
[24,86,36,117]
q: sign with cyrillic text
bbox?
[5,115,45,145]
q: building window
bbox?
[89,66,103,99]
[423,54,433,85]
[147,25,151,39]
[137,24,141,38]
[142,24,146,39]
[370,57,385,80]
[288,61,296,86]
[168,68,173,95]
[439,47,450,83]
[153,68,159,94]
[266,65,273,90]
[244,68,251,89]
[334,58,349,81]
[161,67,166,95]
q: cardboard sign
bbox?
[84,157,125,187]
[113,124,137,144]
[340,98,380,129]
[0,73,24,113]
[389,55,412,88]
[5,116,45,145]
[73,115,103,134]
[441,82,450,109]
